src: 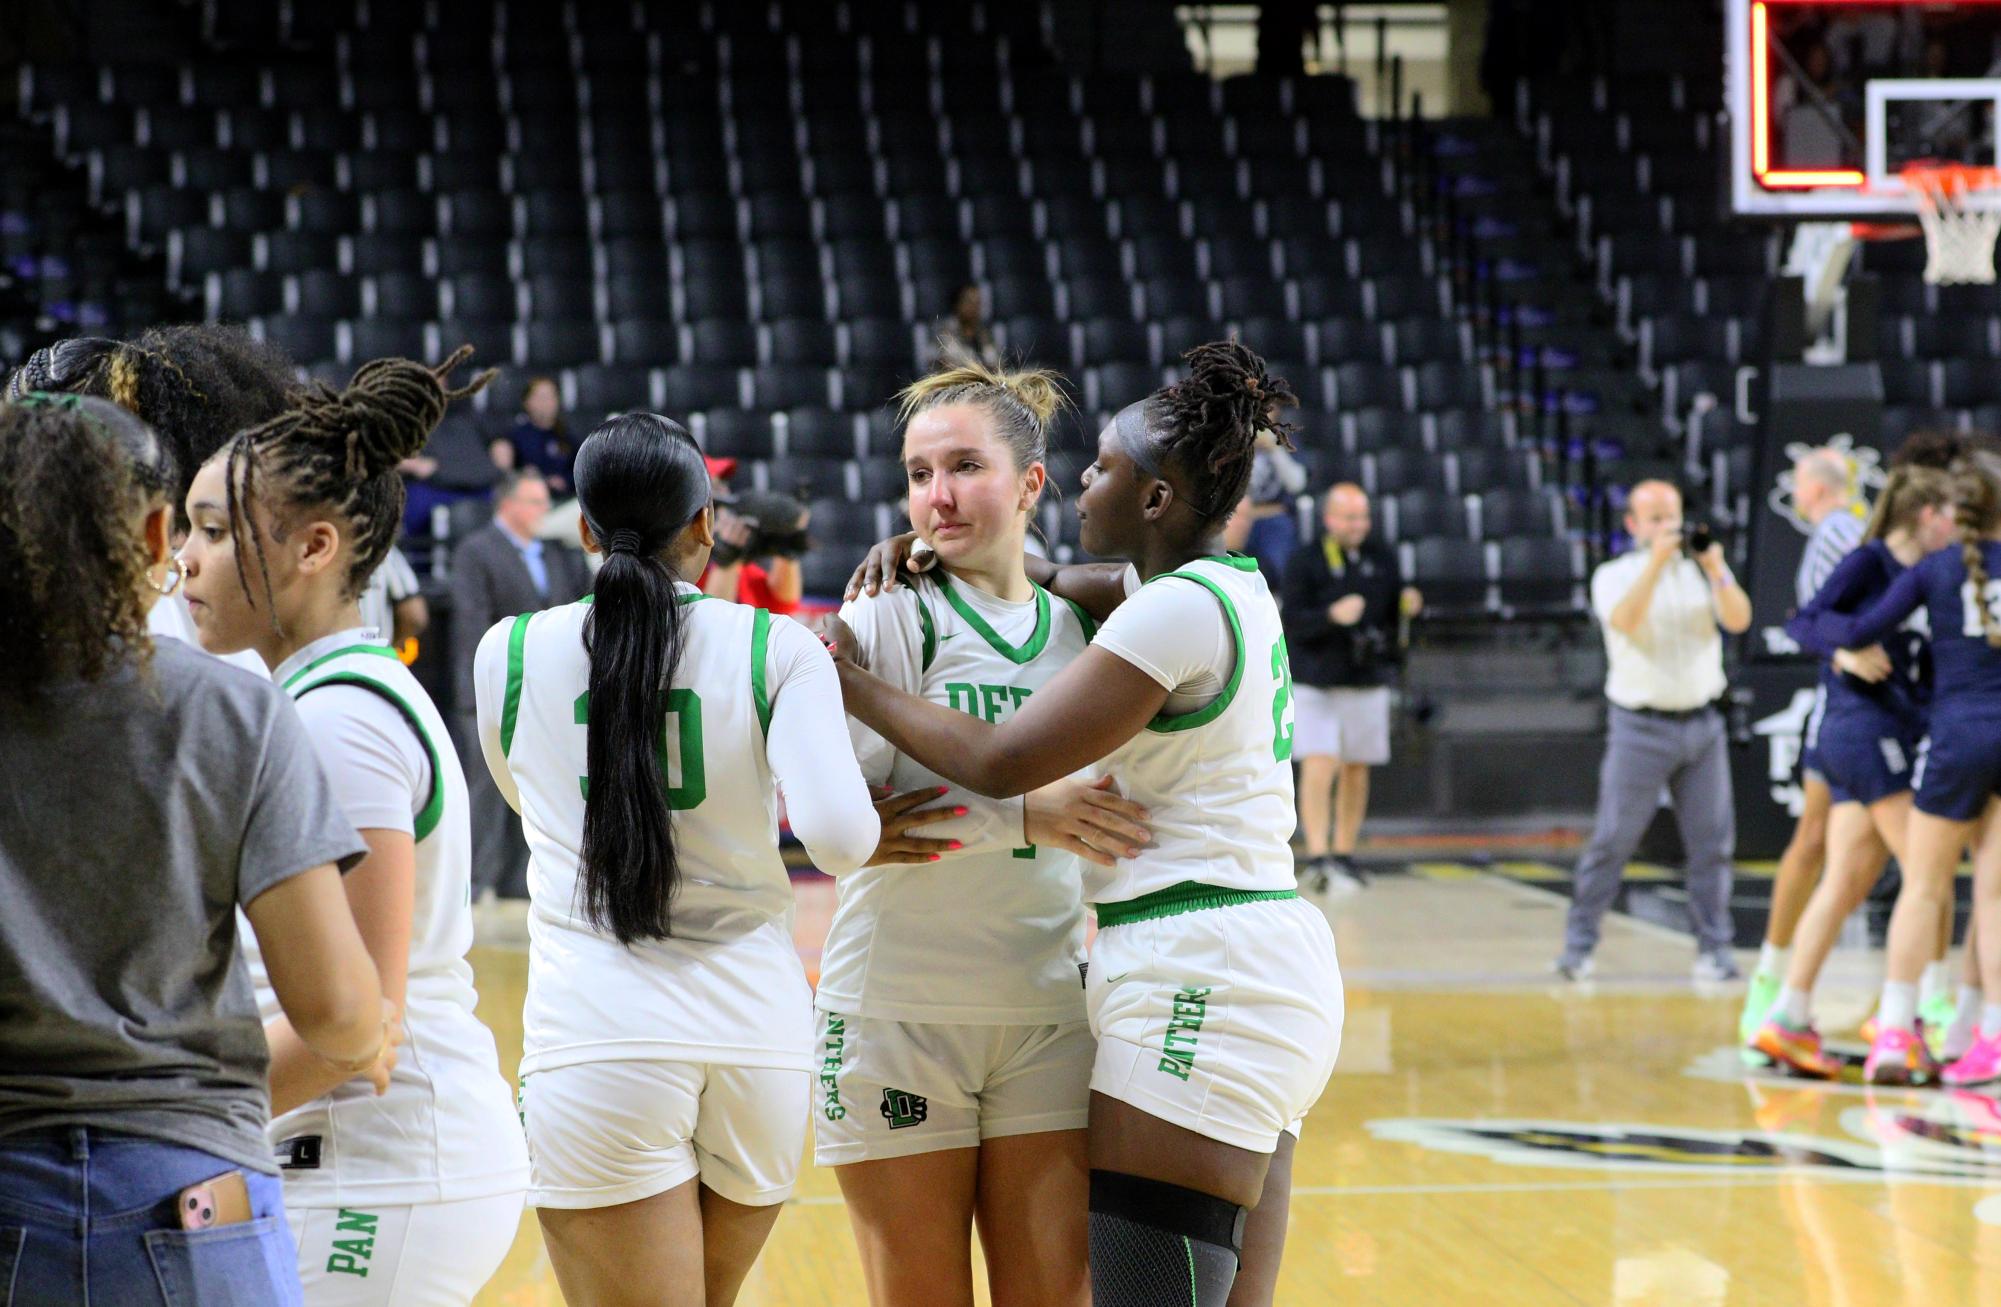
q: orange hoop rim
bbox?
[1899,162,2001,201]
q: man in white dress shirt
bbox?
[1558,480,1753,981]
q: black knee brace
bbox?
[1087,1169,1247,1307]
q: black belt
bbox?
[1619,703,1715,721]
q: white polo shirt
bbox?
[1590,550,1729,712]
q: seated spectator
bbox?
[1243,431,1309,586]
[401,410,501,537]
[490,376,575,495]
[928,283,1001,370]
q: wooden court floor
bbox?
[468,872,2001,1305]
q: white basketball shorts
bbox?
[286,1191,523,1306]
[1088,893,1343,1153]
[519,1059,809,1210]
[811,1013,1094,1164]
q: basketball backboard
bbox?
[1726,0,2001,217]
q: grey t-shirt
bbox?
[0,637,366,1173]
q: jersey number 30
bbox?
[572,689,708,808]
[1271,637,1295,762]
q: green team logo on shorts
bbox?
[1157,986,1213,1081]
[821,1015,848,1121]
[327,1209,378,1278]
[880,1088,928,1129]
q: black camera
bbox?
[1683,521,1715,558]
[712,490,812,567]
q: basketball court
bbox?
[463,870,2001,1304]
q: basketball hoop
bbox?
[1901,162,2001,285]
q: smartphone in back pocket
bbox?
[176,1171,253,1230]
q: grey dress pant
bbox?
[1564,704,1736,958]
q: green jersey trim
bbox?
[1094,880,1298,929]
[1141,570,1245,734]
[500,613,531,757]
[1202,552,1262,572]
[750,606,773,737]
[280,641,400,691]
[935,571,1052,664]
[915,587,938,672]
[291,671,447,843]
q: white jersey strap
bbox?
[284,643,446,842]
[1142,562,1248,734]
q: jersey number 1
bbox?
[572,688,707,808]
[1270,638,1295,762]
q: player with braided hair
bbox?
[1748,463,1955,1076]
[178,349,530,1304]
[828,341,1340,1307]
[1789,446,2001,1087]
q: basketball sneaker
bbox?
[1693,950,1742,983]
[1859,1014,1879,1046]
[1552,953,1594,982]
[1943,1033,2001,1087]
[1752,1018,1842,1079]
[1941,1009,1980,1064]
[1864,1022,1941,1086]
[1738,971,1781,1063]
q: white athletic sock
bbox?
[1757,942,1790,980]
[1957,984,1983,1028]
[1778,986,1812,1028]
[1922,960,1952,1006]
[1982,1005,2001,1041]
[1880,981,1919,1031]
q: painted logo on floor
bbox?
[1372,1093,2001,1184]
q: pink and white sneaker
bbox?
[1944,1032,2001,1087]
[1865,1022,1942,1086]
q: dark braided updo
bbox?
[5,324,300,528]
[220,347,493,609]
[1152,340,1298,521]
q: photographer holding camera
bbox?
[698,457,813,613]
[1282,483,1422,892]
[1557,479,1752,982]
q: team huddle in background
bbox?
[0,324,1340,1307]
[1742,435,2001,1091]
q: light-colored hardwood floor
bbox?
[469,872,2001,1305]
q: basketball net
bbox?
[1902,163,2001,285]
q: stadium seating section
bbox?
[9,0,1832,614]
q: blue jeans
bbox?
[0,1128,301,1306]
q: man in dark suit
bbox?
[450,468,591,897]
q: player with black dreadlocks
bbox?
[828,340,1342,1307]
[177,349,530,1305]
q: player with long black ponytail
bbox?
[476,411,882,1306]
[573,416,703,943]
[827,341,1339,1307]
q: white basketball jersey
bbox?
[819,572,1094,1025]
[247,636,528,1206]
[486,591,814,1075]
[1088,556,1299,905]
